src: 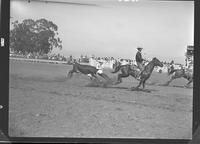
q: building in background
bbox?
[185,45,193,69]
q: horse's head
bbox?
[152,57,163,67]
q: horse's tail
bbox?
[111,65,121,73]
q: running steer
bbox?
[67,62,110,82]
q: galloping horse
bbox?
[67,61,110,82]
[134,57,163,89]
[111,62,141,84]
[164,66,193,87]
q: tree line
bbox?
[10,18,62,55]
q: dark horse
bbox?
[67,62,110,82]
[134,57,163,89]
[112,57,163,89]
[111,62,141,84]
[163,66,193,87]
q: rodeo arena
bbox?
[9,45,193,139]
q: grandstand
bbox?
[185,45,194,70]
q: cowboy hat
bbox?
[137,47,143,50]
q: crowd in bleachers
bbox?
[66,54,186,68]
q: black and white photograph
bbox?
[9,0,194,139]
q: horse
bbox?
[67,61,111,82]
[163,65,193,87]
[134,57,163,89]
[111,62,141,84]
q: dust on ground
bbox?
[9,60,193,139]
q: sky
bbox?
[10,0,194,64]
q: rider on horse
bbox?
[168,60,185,75]
[135,47,145,79]
[169,60,175,70]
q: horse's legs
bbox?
[98,73,110,81]
[142,79,147,89]
[117,74,123,84]
[92,74,101,83]
[185,79,193,87]
[67,70,74,78]
[114,74,122,85]
[115,73,129,85]
[135,79,143,89]
[130,71,140,81]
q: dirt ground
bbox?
[9,60,193,139]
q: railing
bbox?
[9,57,68,64]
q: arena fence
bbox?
[9,57,68,64]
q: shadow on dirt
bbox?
[85,76,158,88]
[85,78,114,88]
[158,83,193,89]
[85,79,158,93]
[129,87,152,93]
[11,74,67,83]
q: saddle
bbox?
[129,64,141,79]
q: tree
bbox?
[10,18,62,55]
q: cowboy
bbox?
[180,64,186,74]
[169,60,175,70]
[135,47,144,71]
[135,47,145,80]
[87,61,103,80]
[96,61,104,75]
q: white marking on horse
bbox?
[87,74,92,78]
